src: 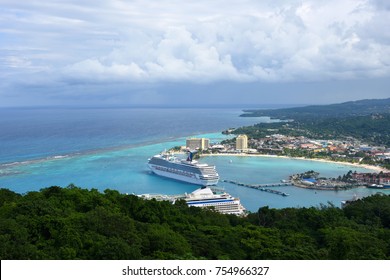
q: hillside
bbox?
[233,113,390,146]
[241,98,390,120]
[236,98,390,147]
[0,185,389,260]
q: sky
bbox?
[1,0,389,107]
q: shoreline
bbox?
[201,153,388,173]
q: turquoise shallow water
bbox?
[1,108,388,211]
[204,155,388,210]
[1,132,387,212]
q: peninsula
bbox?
[169,98,390,190]
[217,98,390,171]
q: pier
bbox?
[221,179,290,196]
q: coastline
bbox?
[201,153,388,173]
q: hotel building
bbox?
[186,138,210,150]
[236,134,248,151]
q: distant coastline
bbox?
[201,153,388,173]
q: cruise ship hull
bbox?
[147,153,219,186]
[186,198,244,215]
[138,187,246,216]
[148,164,219,186]
[184,187,246,215]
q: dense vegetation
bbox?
[241,98,390,120]
[233,113,390,146]
[1,185,389,260]
[238,98,390,146]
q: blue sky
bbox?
[1,0,389,107]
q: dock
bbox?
[221,179,290,196]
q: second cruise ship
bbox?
[148,151,219,186]
[137,187,246,216]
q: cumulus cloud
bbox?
[1,0,390,87]
[64,26,249,83]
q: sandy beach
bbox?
[202,153,388,173]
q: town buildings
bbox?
[186,138,210,150]
[352,172,390,184]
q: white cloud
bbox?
[63,26,250,83]
[64,59,147,82]
[1,0,390,86]
[3,56,32,68]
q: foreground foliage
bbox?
[0,185,389,259]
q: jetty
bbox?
[221,179,290,196]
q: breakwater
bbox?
[221,179,290,196]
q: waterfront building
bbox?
[186,138,210,150]
[352,172,390,184]
[236,134,248,151]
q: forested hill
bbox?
[232,113,390,146]
[1,185,389,260]
[237,98,390,146]
[241,98,390,120]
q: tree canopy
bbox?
[0,186,389,260]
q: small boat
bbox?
[367,184,390,189]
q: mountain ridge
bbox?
[242,98,390,120]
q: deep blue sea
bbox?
[0,107,387,211]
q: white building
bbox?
[236,134,248,151]
[186,138,210,150]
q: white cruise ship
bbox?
[137,187,246,216]
[148,152,219,186]
[183,187,246,215]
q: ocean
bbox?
[0,107,387,211]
